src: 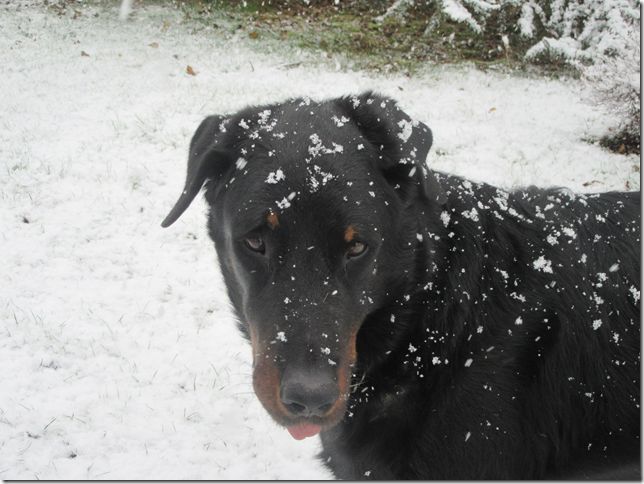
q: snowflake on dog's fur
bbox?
[533,256,553,273]
[629,286,640,303]
[266,169,285,184]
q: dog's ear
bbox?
[335,92,446,205]
[161,115,231,228]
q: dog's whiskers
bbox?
[349,372,367,394]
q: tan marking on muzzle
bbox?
[249,323,359,429]
[326,327,359,423]
[267,210,279,229]
[344,225,357,242]
[249,324,290,421]
[253,357,288,419]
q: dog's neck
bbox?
[351,173,544,401]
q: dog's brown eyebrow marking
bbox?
[344,225,357,242]
[267,210,280,230]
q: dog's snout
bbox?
[280,370,339,418]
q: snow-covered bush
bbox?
[581,23,640,153]
[375,0,641,151]
[376,0,639,65]
[522,0,640,64]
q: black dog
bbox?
[162,92,640,479]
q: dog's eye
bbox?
[347,241,367,258]
[244,236,265,254]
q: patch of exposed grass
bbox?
[599,130,641,156]
[177,0,578,77]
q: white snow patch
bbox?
[442,0,482,33]
[518,3,535,38]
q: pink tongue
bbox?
[287,423,322,440]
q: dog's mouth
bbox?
[279,397,348,439]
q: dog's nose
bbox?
[280,370,339,418]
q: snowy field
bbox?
[0,1,639,480]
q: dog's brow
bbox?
[344,225,357,242]
[267,210,280,230]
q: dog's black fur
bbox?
[162,92,641,480]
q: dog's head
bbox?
[162,92,444,439]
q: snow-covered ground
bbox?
[0,1,639,480]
